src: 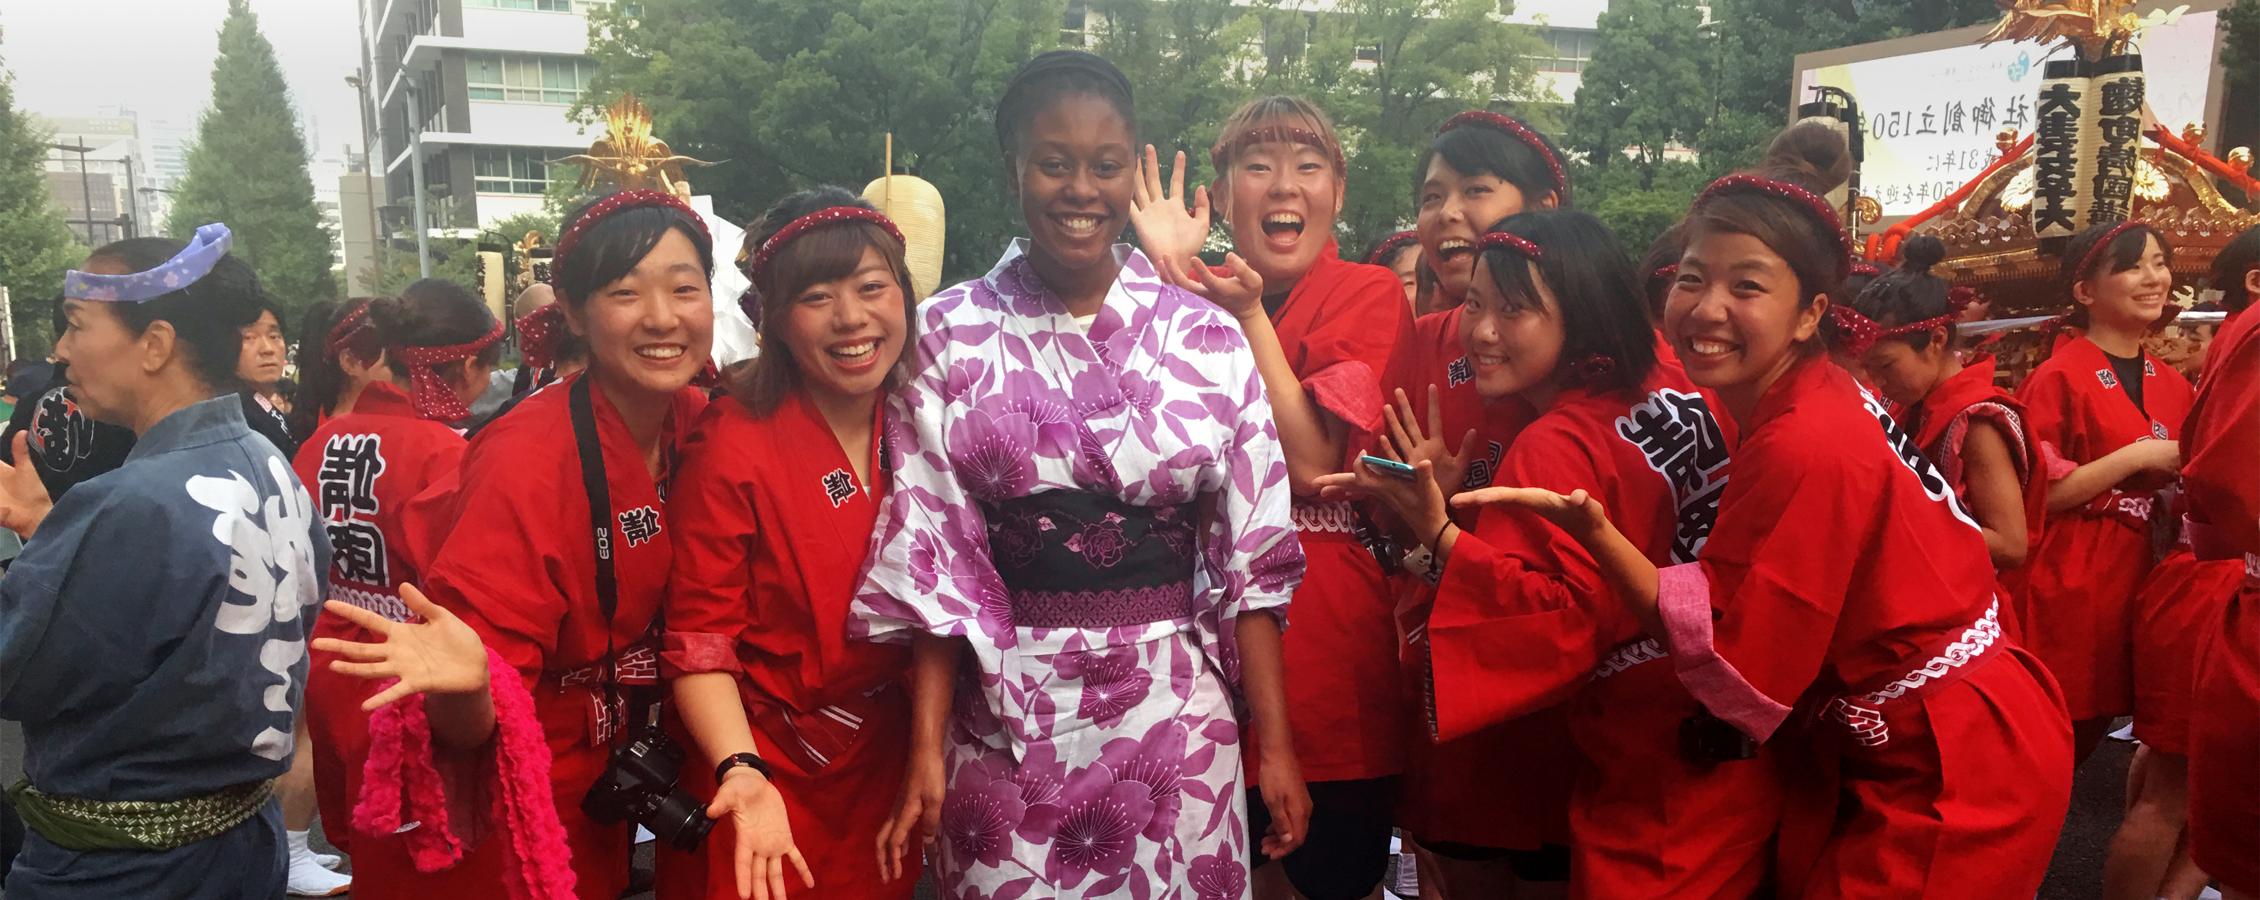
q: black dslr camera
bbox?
[581,716,716,851]
[1678,708,1760,766]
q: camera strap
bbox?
[568,376,625,738]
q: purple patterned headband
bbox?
[64,223,233,303]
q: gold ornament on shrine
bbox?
[559,94,718,200]
[1981,0,2189,59]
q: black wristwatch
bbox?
[715,752,773,784]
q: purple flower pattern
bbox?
[851,240,1305,898]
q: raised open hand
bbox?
[1383,386,1478,494]
[1128,144,1212,266]
[311,583,491,710]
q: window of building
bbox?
[473,148,556,194]
[1536,28,1595,74]
[465,53,591,104]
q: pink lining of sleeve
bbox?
[661,631,739,677]
[355,647,577,900]
[1301,361,1384,434]
[2037,439,2078,482]
[1657,561,1792,743]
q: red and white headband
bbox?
[2069,221,2146,284]
[324,300,375,359]
[1209,124,1346,174]
[515,303,569,371]
[1830,286,1983,357]
[1475,231,1544,261]
[1438,111,1570,206]
[394,320,506,422]
[1365,231,1419,266]
[553,189,711,291]
[1693,174,1852,279]
[740,206,906,317]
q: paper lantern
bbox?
[2084,52,2145,226]
[862,134,946,298]
[2032,57,2090,245]
[476,250,507,322]
[864,175,946,298]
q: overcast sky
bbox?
[4,0,364,170]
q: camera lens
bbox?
[648,789,716,851]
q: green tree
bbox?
[362,237,479,297]
[1573,157,1713,257]
[584,0,1063,283]
[1255,0,1547,251]
[1087,0,1263,174]
[167,0,337,320]
[0,47,83,356]
[1567,0,1709,188]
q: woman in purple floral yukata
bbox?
[851,50,1311,899]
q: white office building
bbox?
[356,0,606,233]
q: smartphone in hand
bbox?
[1358,454,1418,481]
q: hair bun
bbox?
[1900,235,1947,275]
[1763,120,1852,194]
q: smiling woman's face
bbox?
[564,227,715,400]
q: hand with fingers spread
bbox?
[875,746,943,883]
[0,432,53,538]
[1128,144,1212,266]
[1155,251,1265,320]
[1382,385,1479,495]
[1313,447,1451,549]
[311,583,491,710]
[711,767,814,900]
[1452,486,1610,541]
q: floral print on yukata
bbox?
[853,241,1304,898]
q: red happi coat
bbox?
[2181,305,2260,894]
[2017,337,2193,719]
[290,382,466,857]
[1901,356,2047,638]
[1429,353,1780,898]
[650,394,914,900]
[1661,357,2071,899]
[349,375,708,900]
[1385,306,1568,851]
[1252,246,1415,784]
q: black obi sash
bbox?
[981,491,1200,629]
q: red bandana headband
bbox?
[2069,221,2144,285]
[741,206,906,318]
[1694,174,1852,279]
[515,303,569,371]
[553,190,711,292]
[1365,231,1419,266]
[1475,231,1544,260]
[393,319,506,422]
[1651,263,1679,282]
[1209,125,1347,174]
[1830,286,1984,357]
[324,300,374,359]
[1851,260,1883,278]
[1438,111,1570,206]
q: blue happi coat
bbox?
[0,395,329,898]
